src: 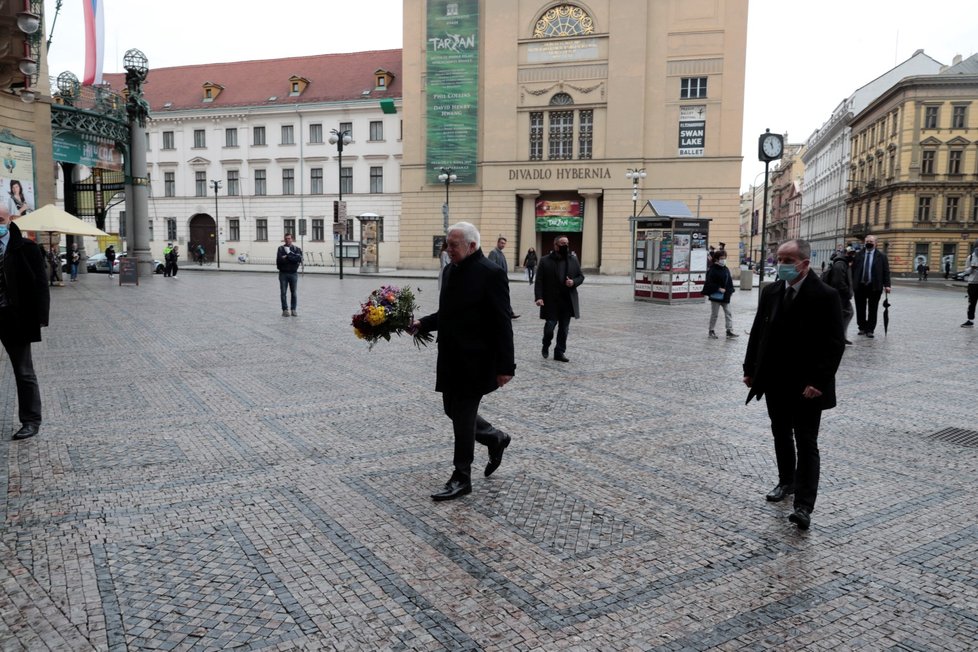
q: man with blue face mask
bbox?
[0,213,50,440]
[743,239,845,531]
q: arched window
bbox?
[550,92,574,106]
[534,5,595,38]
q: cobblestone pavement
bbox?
[2,270,976,651]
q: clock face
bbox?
[762,134,783,158]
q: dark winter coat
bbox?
[418,249,515,398]
[0,223,50,343]
[743,274,845,410]
[822,252,853,302]
[276,244,303,273]
[534,250,584,320]
[703,263,735,304]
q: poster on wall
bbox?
[535,199,584,232]
[0,131,37,220]
[678,105,706,157]
[426,0,479,184]
[672,233,692,271]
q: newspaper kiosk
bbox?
[357,212,381,273]
[631,200,710,303]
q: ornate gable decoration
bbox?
[534,4,595,38]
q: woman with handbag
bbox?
[703,249,737,339]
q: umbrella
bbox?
[12,204,109,237]
[882,292,891,336]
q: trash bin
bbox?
[740,269,754,291]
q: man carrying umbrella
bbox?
[851,235,891,339]
[0,213,50,440]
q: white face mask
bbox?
[717,259,727,267]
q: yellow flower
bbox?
[366,305,386,326]
[354,327,365,339]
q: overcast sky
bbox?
[43,0,976,192]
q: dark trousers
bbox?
[967,284,978,321]
[279,272,298,310]
[765,391,822,511]
[543,315,571,355]
[442,392,505,483]
[854,284,882,333]
[0,336,42,426]
[841,299,854,336]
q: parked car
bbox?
[87,252,165,274]
[951,269,971,282]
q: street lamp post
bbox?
[211,179,222,269]
[329,128,352,279]
[437,167,457,233]
[625,168,647,219]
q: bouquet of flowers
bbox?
[351,285,434,350]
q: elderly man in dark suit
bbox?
[0,215,50,440]
[851,234,891,338]
[743,239,845,530]
[534,235,585,362]
[415,222,516,501]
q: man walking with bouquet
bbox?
[413,222,516,501]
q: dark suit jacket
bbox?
[851,248,890,292]
[0,223,50,344]
[534,251,584,320]
[418,249,515,398]
[743,274,845,410]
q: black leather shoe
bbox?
[541,345,549,359]
[12,423,39,440]
[511,313,520,319]
[485,433,511,477]
[554,353,569,362]
[431,478,472,501]
[789,506,811,530]
[765,483,794,502]
[865,332,875,338]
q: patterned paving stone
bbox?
[1,271,976,650]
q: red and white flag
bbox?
[82,0,104,85]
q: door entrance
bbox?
[188,214,216,263]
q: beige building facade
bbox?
[846,54,978,276]
[400,0,748,274]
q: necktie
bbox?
[863,253,871,283]
[784,286,795,308]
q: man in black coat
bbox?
[415,222,516,501]
[743,239,845,530]
[850,234,891,338]
[534,235,585,362]
[0,217,50,440]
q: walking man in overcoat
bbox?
[851,234,890,338]
[743,239,845,530]
[535,235,584,362]
[0,215,50,440]
[415,222,516,501]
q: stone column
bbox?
[517,190,539,265]
[579,189,603,270]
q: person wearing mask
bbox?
[702,248,737,339]
[0,213,50,440]
[743,239,845,530]
[534,235,585,362]
[413,222,515,501]
[851,235,890,338]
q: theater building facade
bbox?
[400,0,748,274]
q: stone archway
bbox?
[188,214,216,263]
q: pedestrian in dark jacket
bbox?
[104,245,116,277]
[822,248,854,344]
[0,218,50,440]
[276,233,302,316]
[702,249,737,339]
[534,234,584,362]
[743,239,845,531]
[414,222,515,501]
[523,248,538,284]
